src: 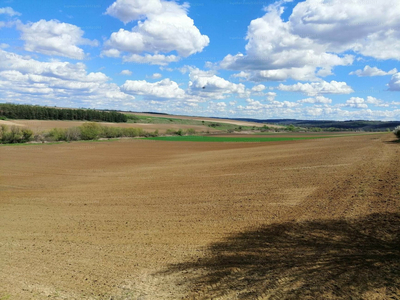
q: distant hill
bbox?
[214,118,400,131]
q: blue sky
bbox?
[0,0,400,120]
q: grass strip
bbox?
[144,136,327,142]
[144,133,386,142]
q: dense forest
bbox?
[0,103,127,123]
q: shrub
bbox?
[21,128,33,142]
[65,127,81,141]
[33,133,46,143]
[0,125,32,143]
[186,128,196,135]
[4,126,22,143]
[101,126,122,138]
[0,124,7,140]
[80,122,101,140]
[122,127,144,137]
[166,129,175,135]
[260,125,270,132]
[48,128,67,141]
[394,125,400,139]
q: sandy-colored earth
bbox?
[127,112,282,128]
[0,119,213,134]
[0,133,399,299]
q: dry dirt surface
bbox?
[0,134,399,299]
[0,120,212,134]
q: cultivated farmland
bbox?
[0,133,399,299]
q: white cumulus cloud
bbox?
[388,73,400,91]
[349,65,398,77]
[17,19,98,60]
[290,0,400,60]
[220,2,353,81]
[120,70,132,76]
[187,68,247,100]
[344,97,368,109]
[278,80,353,96]
[149,73,162,79]
[298,96,332,104]
[251,84,266,92]
[266,92,276,101]
[104,0,209,62]
[0,49,133,106]
[105,0,163,24]
[122,53,179,65]
[0,7,21,16]
[121,78,185,100]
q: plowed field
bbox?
[0,133,399,299]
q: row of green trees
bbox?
[0,103,127,122]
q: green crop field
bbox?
[145,133,384,142]
[144,136,325,142]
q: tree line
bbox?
[0,103,127,123]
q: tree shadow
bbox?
[385,139,400,144]
[159,213,400,299]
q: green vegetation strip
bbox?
[144,133,385,142]
[145,136,326,142]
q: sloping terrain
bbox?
[0,119,212,134]
[0,133,399,299]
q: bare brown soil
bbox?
[0,134,399,299]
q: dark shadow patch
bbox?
[385,139,400,144]
[159,213,400,299]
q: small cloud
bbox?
[122,54,180,66]
[365,96,389,107]
[120,69,132,76]
[278,81,353,96]
[388,73,400,91]
[0,7,21,16]
[343,97,368,109]
[101,48,121,58]
[266,92,276,101]
[298,96,332,104]
[251,84,266,92]
[349,65,397,77]
[149,73,162,79]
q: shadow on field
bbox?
[159,213,400,299]
[386,139,400,144]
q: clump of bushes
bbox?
[165,128,196,136]
[394,125,400,139]
[46,123,157,142]
[186,128,196,135]
[80,122,102,140]
[0,122,161,144]
[260,125,271,132]
[48,127,81,141]
[0,125,33,143]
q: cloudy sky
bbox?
[1,0,400,120]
